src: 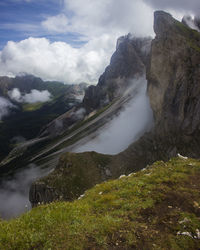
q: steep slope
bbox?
[83,35,151,112]
[0,34,152,173]
[148,11,200,137]
[1,157,200,249]
[38,35,152,137]
[109,10,200,173]
[0,34,154,218]
[29,11,200,206]
[0,75,87,160]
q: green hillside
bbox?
[1,157,200,249]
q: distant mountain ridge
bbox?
[0,74,87,99]
[0,75,88,160]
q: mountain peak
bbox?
[154,11,175,37]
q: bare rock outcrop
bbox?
[83,35,152,112]
[148,11,200,137]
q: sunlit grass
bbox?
[0,157,200,249]
[22,102,44,112]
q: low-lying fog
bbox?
[0,77,153,219]
[0,165,49,219]
[74,77,153,154]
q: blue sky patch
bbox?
[0,0,84,49]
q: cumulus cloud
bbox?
[74,77,153,155]
[1,0,197,84]
[8,88,52,103]
[42,14,70,33]
[23,89,51,103]
[143,0,200,15]
[0,0,155,84]
[51,0,154,38]
[8,88,21,102]
[0,36,115,84]
[0,97,16,120]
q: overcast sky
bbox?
[0,0,199,84]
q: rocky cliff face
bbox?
[29,152,112,206]
[29,11,200,206]
[148,11,200,137]
[83,35,152,112]
[38,35,152,137]
[114,11,200,172]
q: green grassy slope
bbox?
[1,157,200,249]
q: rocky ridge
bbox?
[38,35,152,137]
[83,34,151,112]
[29,11,200,206]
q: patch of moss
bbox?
[37,151,112,201]
[187,41,200,53]
[174,20,200,54]
[1,157,200,249]
[175,20,200,40]
[22,102,44,111]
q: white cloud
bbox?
[54,0,154,38]
[42,14,70,33]
[0,165,46,219]
[8,88,21,102]
[182,15,200,32]
[73,108,86,119]
[1,0,195,84]
[74,77,153,155]
[8,88,52,103]
[23,89,51,103]
[143,0,200,15]
[0,36,115,84]
[0,97,16,120]
[0,0,155,84]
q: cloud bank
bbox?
[46,0,154,38]
[0,0,154,84]
[0,97,15,120]
[144,0,200,15]
[0,36,116,84]
[8,88,52,103]
[0,0,199,84]
[0,165,44,219]
[74,77,153,155]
